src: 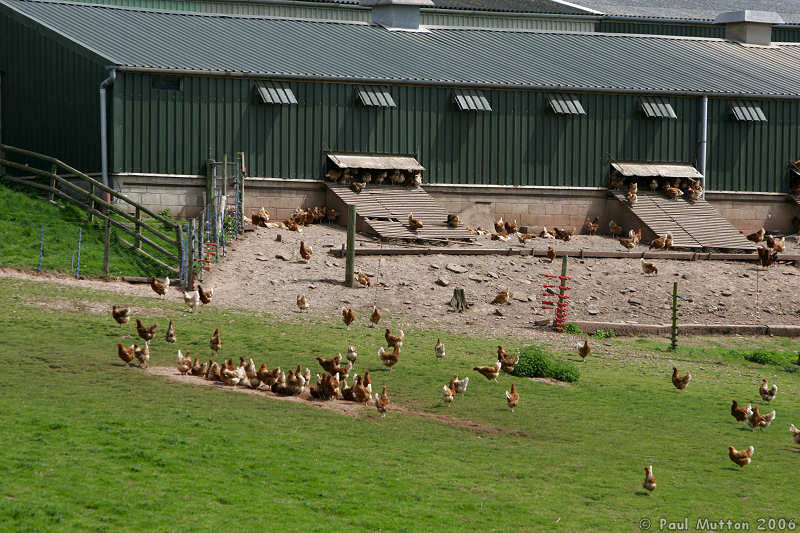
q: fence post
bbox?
[345,205,356,287]
[38,223,44,272]
[134,206,142,249]
[103,210,111,279]
[89,183,95,223]
[554,255,569,331]
[670,281,678,350]
[49,164,57,203]
[175,224,184,288]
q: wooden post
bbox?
[49,163,57,203]
[449,288,468,312]
[135,206,142,249]
[345,204,356,287]
[188,219,195,288]
[103,213,111,279]
[175,224,184,288]
[206,160,216,246]
[670,281,678,350]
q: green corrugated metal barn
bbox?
[2,0,800,195]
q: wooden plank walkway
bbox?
[612,191,755,251]
[326,183,474,241]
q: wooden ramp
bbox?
[326,184,474,241]
[612,191,755,251]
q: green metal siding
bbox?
[707,98,800,192]
[597,20,724,38]
[774,27,800,42]
[0,9,108,173]
[113,73,700,188]
[421,11,594,31]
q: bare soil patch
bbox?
[147,366,525,435]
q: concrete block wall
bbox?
[113,174,800,236]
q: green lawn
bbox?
[0,184,173,278]
[1,277,798,531]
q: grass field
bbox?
[1,276,798,532]
[0,184,173,278]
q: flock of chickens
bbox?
[324,167,424,194]
[610,176,705,204]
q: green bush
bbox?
[591,329,616,339]
[562,322,582,335]
[743,350,779,366]
[510,345,580,383]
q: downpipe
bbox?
[99,68,116,201]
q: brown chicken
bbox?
[552,227,574,242]
[165,319,177,343]
[205,360,221,381]
[190,357,206,376]
[111,305,131,325]
[296,294,310,311]
[474,360,502,382]
[504,219,519,235]
[608,220,624,237]
[370,306,382,327]
[133,343,149,368]
[117,343,136,366]
[505,383,519,412]
[197,285,214,305]
[649,235,666,250]
[342,307,355,328]
[442,381,456,406]
[546,246,557,262]
[585,216,599,235]
[136,319,157,345]
[497,345,519,373]
[408,213,424,231]
[747,405,776,430]
[362,368,373,393]
[385,328,404,348]
[773,236,786,253]
[641,258,658,275]
[664,186,683,199]
[731,400,749,422]
[150,276,169,298]
[356,272,371,287]
[491,288,510,305]
[759,379,778,402]
[746,227,765,243]
[299,241,312,262]
[250,207,270,226]
[728,445,754,467]
[350,181,365,194]
[642,465,656,492]
[447,214,461,228]
[576,339,590,361]
[353,374,372,405]
[672,367,691,390]
[664,233,673,249]
[257,363,280,388]
[378,345,400,370]
[757,246,777,267]
[618,236,637,249]
[316,353,343,375]
[494,217,506,234]
[375,385,390,418]
[209,328,221,353]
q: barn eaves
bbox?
[640,96,677,119]
[255,81,297,104]
[356,86,396,108]
[729,101,767,122]
[453,89,491,111]
[548,94,586,115]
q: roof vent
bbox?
[713,10,784,46]
[361,0,433,31]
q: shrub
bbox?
[591,329,616,339]
[510,345,580,383]
[743,350,779,366]
[562,322,582,335]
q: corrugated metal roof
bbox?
[327,153,425,170]
[640,96,677,118]
[729,100,767,121]
[548,94,586,114]
[255,80,297,104]
[301,0,590,15]
[453,88,492,111]
[356,86,396,107]
[611,161,703,178]
[5,0,800,98]
[566,0,800,24]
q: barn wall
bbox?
[596,20,724,38]
[112,72,703,189]
[707,98,800,193]
[0,9,108,172]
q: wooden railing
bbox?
[0,144,183,276]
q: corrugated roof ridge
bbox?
[0,0,374,26]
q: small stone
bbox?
[256,256,269,261]
[494,308,504,316]
[782,271,796,276]
[275,234,282,242]
[741,273,750,278]
[446,264,468,274]
[468,275,485,282]
[681,274,689,280]
[435,277,450,287]
[430,264,440,270]
[403,300,412,305]
[275,253,292,261]
[721,291,732,297]
[588,308,599,315]
[513,295,529,302]
[308,284,317,289]
[628,298,642,305]
[486,272,499,279]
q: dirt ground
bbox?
[4,224,800,337]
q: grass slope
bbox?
[0,184,171,277]
[0,277,798,531]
